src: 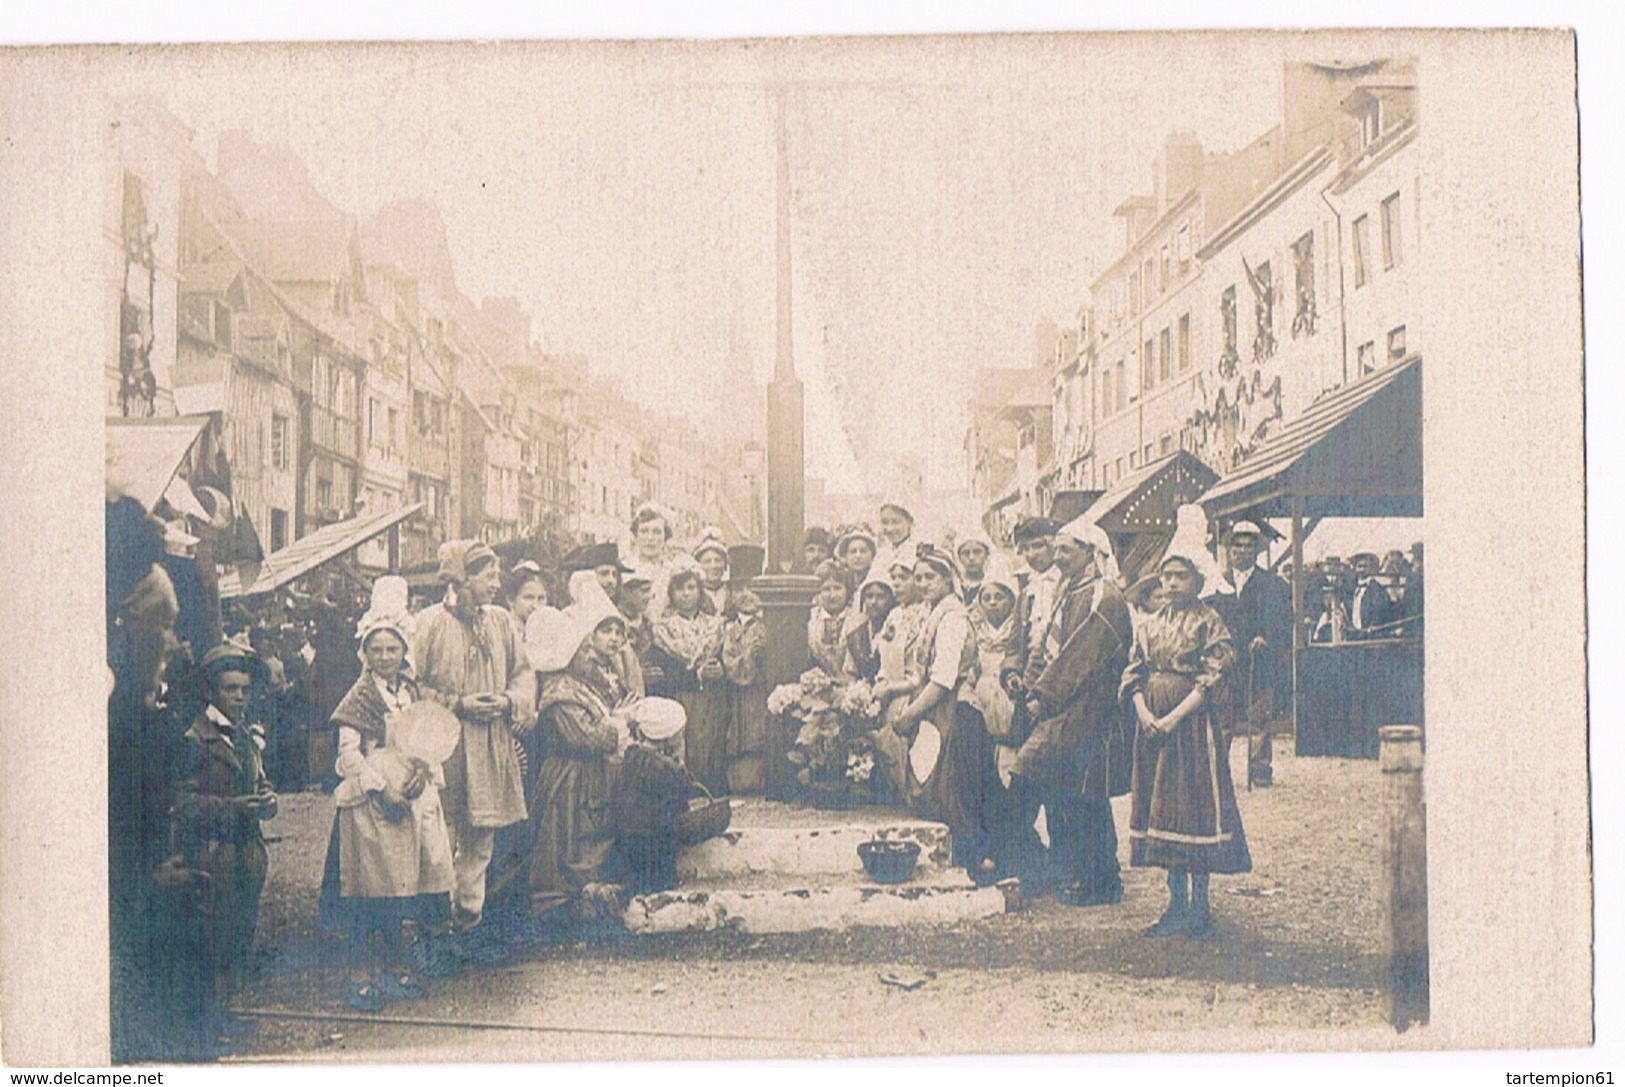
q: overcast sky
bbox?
[137,35,1288,493]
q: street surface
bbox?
[231,743,1398,1061]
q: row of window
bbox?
[413,478,443,520]
[412,390,448,437]
[586,484,640,519]
[1098,431,1182,489]
[521,440,564,475]
[1093,224,1333,429]
[1098,312,1194,421]
[367,399,402,454]
[1116,220,1196,325]
[311,462,354,517]
[1351,191,1404,288]
[310,355,358,418]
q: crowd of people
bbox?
[107,485,1421,1062]
[1296,545,1424,644]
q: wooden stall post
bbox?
[1289,493,1305,740]
[1379,723,1429,1030]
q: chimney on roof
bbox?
[1161,133,1205,208]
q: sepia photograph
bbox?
[0,14,1599,1072]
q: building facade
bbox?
[572,385,647,545]
[972,58,1421,531]
[353,275,414,570]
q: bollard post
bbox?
[1379,724,1429,1030]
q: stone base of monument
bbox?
[622,800,1012,935]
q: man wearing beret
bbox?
[562,541,634,602]
[414,540,537,930]
[1000,515,1063,692]
[799,526,836,574]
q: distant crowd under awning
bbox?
[1199,355,1425,759]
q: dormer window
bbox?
[1361,98,1383,147]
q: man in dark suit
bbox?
[1207,521,1294,788]
[1349,551,1402,639]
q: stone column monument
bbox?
[753,89,819,800]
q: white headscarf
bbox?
[691,525,729,569]
[857,567,896,599]
[955,531,995,567]
[1056,514,1121,585]
[523,571,624,673]
[977,553,1021,609]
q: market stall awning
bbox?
[106,416,211,512]
[1047,489,1105,525]
[1081,449,1220,535]
[1202,355,1422,522]
[218,503,422,599]
[1075,451,1219,583]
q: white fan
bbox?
[388,701,461,764]
[910,721,942,782]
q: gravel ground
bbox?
[228,742,1396,1061]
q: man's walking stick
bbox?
[1245,643,1258,792]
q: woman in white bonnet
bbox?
[1119,506,1252,939]
[319,577,453,1011]
[526,591,632,922]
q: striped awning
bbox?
[1202,355,1422,521]
[218,503,422,599]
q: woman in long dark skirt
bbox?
[1119,543,1251,940]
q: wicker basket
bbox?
[674,783,731,846]
[857,839,921,884]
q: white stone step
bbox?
[622,870,1012,935]
[677,819,952,882]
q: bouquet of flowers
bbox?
[767,668,839,717]
[845,733,876,786]
[774,671,881,799]
[787,709,845,786]
[835,679,882,722]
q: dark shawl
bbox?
[329,666,420,745]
